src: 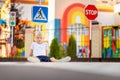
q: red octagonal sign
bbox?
[84,5,98,20]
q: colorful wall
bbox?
[55,0,96,43]
[16,0,115,43]
[12,0,96,58]
[7,0,119,58]
[114,4,120,25]
[96,12,114,26]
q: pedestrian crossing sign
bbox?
[32,6,48,23]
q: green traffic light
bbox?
[11,22,15,25]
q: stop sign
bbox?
[84,5,98,20]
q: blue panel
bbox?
[54,19,61,43]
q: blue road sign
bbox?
[32,6,48,23]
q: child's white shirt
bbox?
[30,42,49,57]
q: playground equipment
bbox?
[103,26,120,58]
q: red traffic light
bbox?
[11,12,15,16]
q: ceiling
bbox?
[0,0,120,9]
[10,0,48,5]
[0,0,120,6]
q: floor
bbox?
[0,62,120,80]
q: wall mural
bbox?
[60,3,90,58]
[61,3,90,43]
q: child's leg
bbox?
[27,57,40,63]
[50,57,58,62]
[50,56,71,62]
[58,56,71,62]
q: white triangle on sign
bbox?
[34,8,47,21]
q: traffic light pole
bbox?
[11,26,14,47]
[10,11,16,47]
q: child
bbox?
[27,31,71,62]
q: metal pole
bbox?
[90,20,92,40]
[90,20,92,58]
[11,26,14,47]
[76,24,79,58]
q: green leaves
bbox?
[67,35,77,58]
[50,38,61,59]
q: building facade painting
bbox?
[61,3,90,43]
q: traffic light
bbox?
[10,11,16,26]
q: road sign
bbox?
[84,5,98,20]
[10,11,16,26]
[32,6,48,23]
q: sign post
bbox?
[84,4,98,39]
[84,4,98,58]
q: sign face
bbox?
[84,5,98,20]
[10,11,16,26]
[32,6,48,23]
